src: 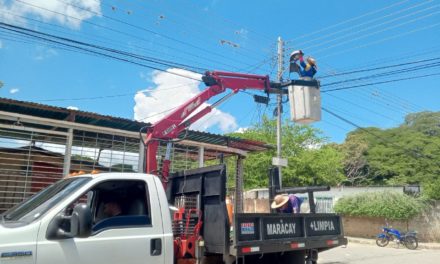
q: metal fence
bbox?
[0,124,227,213]
[0,125,143,213]
[0,127,67,212]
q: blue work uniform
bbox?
[280,194,302,213]
[299,58,317,78]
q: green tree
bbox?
[228,116,344,189]
[337,133,370,185]
[338,111,440,199]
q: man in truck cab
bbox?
[102,197,123,218]
[271,194,302,213]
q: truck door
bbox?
[36,178,165,264]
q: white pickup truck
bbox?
[0,165,346,264]
[0,173,173,264]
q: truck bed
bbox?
[234,213,347,256]
[167,164,347,258]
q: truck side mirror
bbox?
[47,203,92,240]
[70,203,93,238]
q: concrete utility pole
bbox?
[276,37,284,188]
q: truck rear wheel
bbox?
[279,251,306,264]
[231,251,306,264]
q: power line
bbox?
[176,0,275,42]
[32,82,199,102]
[284,0,410,42]
[2,10,216,71]
[330,45,440,73]
[322,93,401,123]
[321,119,351,133]
[321,61,440,87]
[324,105,382,126]
[322,107,440,164]
[317,21,440,59]
[107,0,271,62]
[318,57,440,79]
[137,106,180,122]
[13,0,247,70]
[288,0,435,50]
[312,8,440,55]
[318,63,426,115]
[322,72,440,92]
[0,22,204,81]
[54,0,262,65]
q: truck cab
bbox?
[1,166,346,264]
[0,173,173,264]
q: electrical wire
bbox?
[322,107,440,165]
[53,0,263,67]
[322,72,440,92]
[284,0,410,42]
[137,106,180,122]
[324,105,382,126]
[12,0,246,70]
[294,2,438,51]
[109,0,270,62]
[318,57,440,79]
[2,10,216,71]
[322,93,401,123]
[318,62,424,117]
[176,0,275,42]
[317,21,440,59]
[0,22,204,81]
[32,82,200,102]
[331,45,440,73]
[312,8,440,54]
[321,61,440,87]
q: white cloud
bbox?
[34,46,58,60]
[139,71,150,81]
[0,0,101,29]
[9,88,19,94]
[235,127,249,133]
[67,106,79,110]
[134,68,238,133]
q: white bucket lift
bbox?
[288,79,321,124]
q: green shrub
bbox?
[423,179,440,200]
[334,191,428,220]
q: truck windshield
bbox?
[2,177,91,223]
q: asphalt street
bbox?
[319,243,440,264]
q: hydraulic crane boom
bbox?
[143,71,271,186]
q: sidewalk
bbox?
[347,236,440,250]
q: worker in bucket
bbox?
[289,50,317,79]
[271,194,302,214]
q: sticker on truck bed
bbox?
[240,222,255,235]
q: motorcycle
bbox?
[376,224,418,250]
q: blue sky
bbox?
[0,0,439,143]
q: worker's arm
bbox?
[299,56,307,69]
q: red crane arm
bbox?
[144,71,271,185]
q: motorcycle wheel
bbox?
[404,236,418,250]
[376,237,389,247]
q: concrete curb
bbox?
[347,236,440,250]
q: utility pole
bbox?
[276,37,284,189]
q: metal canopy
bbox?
[0,97,272,153]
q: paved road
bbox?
[319,243,440,264]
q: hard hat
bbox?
[289,50,303,62]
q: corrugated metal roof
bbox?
[0,97,271,152]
